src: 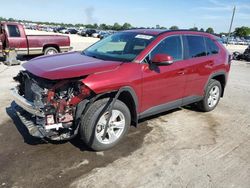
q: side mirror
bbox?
[151,54,174,65]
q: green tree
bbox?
[189,27,198,31]
[206,27,214,34]
[93,23,98,29]
[219,32,228,37]
[169,25,179,30]
[234,26,250,37]
[199,28,204,32]
[121,22,132,30]
[112,23,122,30]
[99,23,107,30]
[8,18,15,21]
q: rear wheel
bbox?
[44,47,58,55]
[80,98,131,151]
[198,79,222,112]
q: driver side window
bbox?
[150,36,183,61]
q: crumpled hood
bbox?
[23,52,122,80]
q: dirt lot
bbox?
[0,32,249,188]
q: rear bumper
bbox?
[10,87,45,117]
[60,46,73,52]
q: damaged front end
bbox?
[11,71,92,140]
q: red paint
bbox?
[151,53,173,63]
[21,29,230,114]
[23,52,122,79]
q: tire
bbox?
[80,98,131,151]
[198,79,222,112]
[44,47,59,55]
[232,51,241,60]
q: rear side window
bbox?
[186,36,206,58]
[7,25,21,37]
[150,36,183,61]
[205,37,219,55]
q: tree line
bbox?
[0,17,132,31]
[1,17,249,37]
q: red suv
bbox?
[11,29,231,150]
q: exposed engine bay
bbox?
[13,70,92,140]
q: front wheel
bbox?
[80,98,131,151]
[198,79,222,112]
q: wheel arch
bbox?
[43,44,60,53]
[205,71,227,97]
[94,86,139,126]
[75,86,138,128]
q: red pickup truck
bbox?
[0,22,71,57]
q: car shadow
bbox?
[138,108,182,123]
[17,55,39,62]
[6,102,47,145]
[182,103,203,112]
[6,101,187,151]
[0,56,5,62]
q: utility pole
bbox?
[227,6,236,46]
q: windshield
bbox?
[83,32,155,62]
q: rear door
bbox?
[182,35,212,101]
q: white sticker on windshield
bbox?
[135,34,153,40]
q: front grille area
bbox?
[24,77,35,102]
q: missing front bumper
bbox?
[14,105,46,138]
[11,87,45,117]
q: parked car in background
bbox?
[59,29,68,34]
[45,27,54,32]
[53,27,66,33]
[85,29,97,37]
[92,31,100,38]
[11,29,231,151]
[237,40,247,45]
[78,29,87,36]
[98,31,111,39]
[65,28,78,34]
[0,22,71,57]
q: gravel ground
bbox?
[0,33,249,188]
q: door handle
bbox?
[207,61,214,68]
[177,69,185,75]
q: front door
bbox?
[141,35,187,114]
[0,23,4,55]
[5,24,28,55]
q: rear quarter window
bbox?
[186,35,206,58]
[205,37,219,55]
[7,25,21,37]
